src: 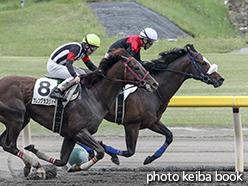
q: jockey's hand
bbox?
[74,76,80,83]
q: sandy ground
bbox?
[0,127,247,185]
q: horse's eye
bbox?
[134,67,140,70]
[202,62,207,66]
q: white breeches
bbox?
[47,59,86,79]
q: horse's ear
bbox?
[120,55,129,61]
[184,44,197,53]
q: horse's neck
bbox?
[96,80,124,107]
[156,55,190,103]
[93,65,126,113]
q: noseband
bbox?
[187,53,211,84]
[101,57,150,87]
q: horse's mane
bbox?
[80,48,131,88]
[144,44,196,73]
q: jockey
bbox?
[47,34,100,101]
[106,28,158,66]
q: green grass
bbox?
[0,0,248,134]
[136,0,238,38]
[0,0,247,57]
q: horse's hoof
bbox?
[23,164,32,177]
[68,164,81,172]
[111,156,120,165]
[24,144,34,151]
[143,155,155,165]
[68,166,75,172]
[37,167,46,179]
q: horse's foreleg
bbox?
[123,124,139,157]
[100,124,139,165]
[144,120,173,165]
[25,136,75,166]
[76,141,95,159]
[68,128,104,172]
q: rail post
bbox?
[22,124,31,155]
[232,107,244,172]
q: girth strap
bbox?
[115,91,125,125]
[52,100,64,134]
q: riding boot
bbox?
[50,77,75,101]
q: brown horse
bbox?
[93,44,224,165]
[0,48,158,178]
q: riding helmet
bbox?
[139,28,158,41]
[82,34,101,47]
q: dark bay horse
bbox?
[97,44,224,165]
[0,48,158,178]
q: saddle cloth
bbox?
[32,77,80,134]
[32,77,79,107]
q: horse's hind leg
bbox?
[21,114,33,177]
[144,120,173,165]
[3,124,45,178]
[1,114,34,176]
[1,113,45,178]
[0,129,7,147]
[0,113,29,148]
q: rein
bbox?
[94,84,110,110]
[152,74,168,106]
[101,57,149,87]
[153,52,212,105]
[163,52,211,84]
[94,57,150,111]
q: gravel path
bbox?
[89,0,191,39]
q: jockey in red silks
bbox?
[105,28,158,67]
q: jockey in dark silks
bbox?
[48,34,100,101]
[106,28,158,67]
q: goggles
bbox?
[89,45,98,53]
[147,40,154,45]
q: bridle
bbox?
[101,57,150,88]
[154,51,216,105]
[164,52,213,84]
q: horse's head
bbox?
[101,48,159,92]
[185,44,224,88]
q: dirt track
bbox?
[0,127,247,185]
